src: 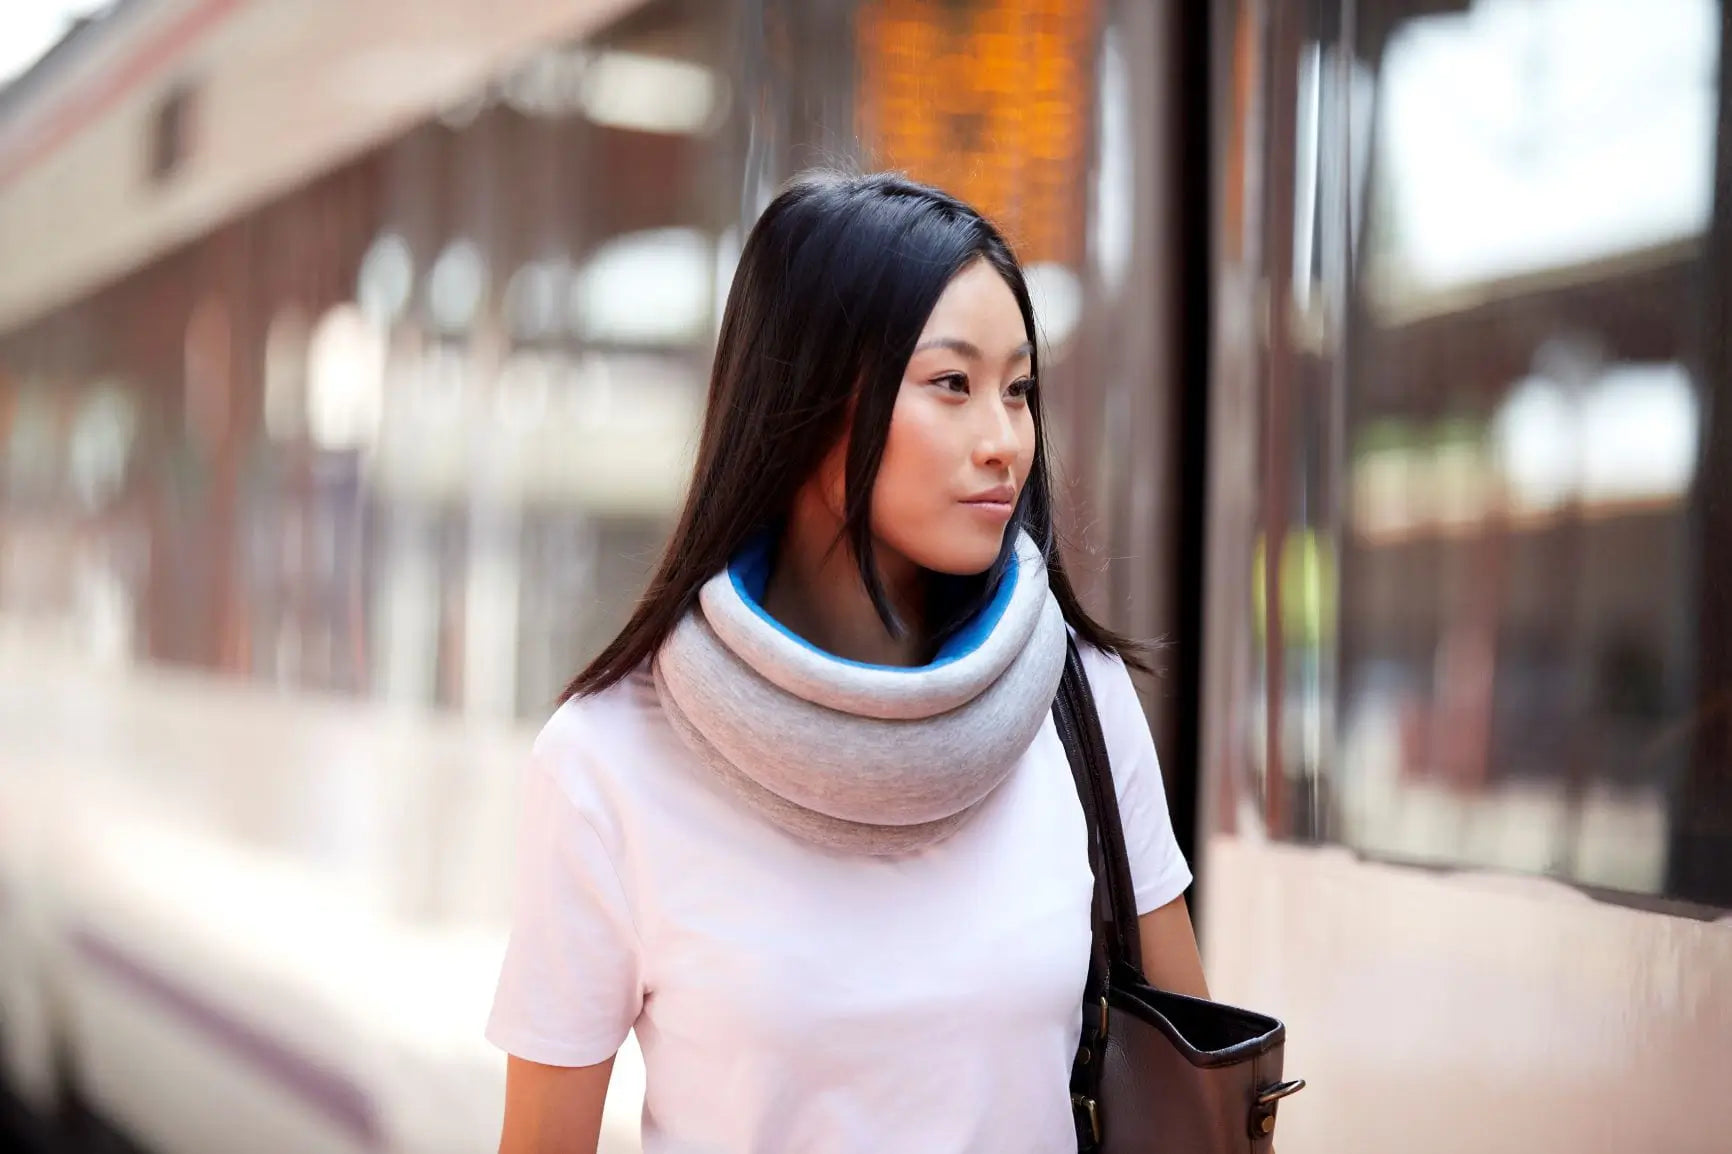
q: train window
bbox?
[1224,0,1732,908]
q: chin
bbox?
[907,524,1011,577]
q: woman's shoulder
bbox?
[529,663,669,811]
[535,661,658,748]
[1068,637,1157,756]
[1068,634,1138,707]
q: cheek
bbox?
[874,396,953,508]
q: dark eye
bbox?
[1008,376,1036,400]
[933,372,970,394]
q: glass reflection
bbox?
[1367,0,1717,305]
[1259,0,1731,904]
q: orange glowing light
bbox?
[856,0,1095,266]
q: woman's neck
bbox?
[761,495,927,667]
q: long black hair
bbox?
[564,171,1144,700]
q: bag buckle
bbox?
[1072,1093,1101,1144]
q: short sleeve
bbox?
[485,749,643,1067]
[1080,646,1194,915]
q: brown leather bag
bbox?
[1052,639,1305,1153]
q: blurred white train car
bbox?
[3,2,1732,1153]
[0,2,679,1151]
[0,630,649,1153]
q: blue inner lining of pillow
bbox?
[726,534,1018,672]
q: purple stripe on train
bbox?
[71,928,382,1150]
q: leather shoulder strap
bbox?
[1053,637,1143,971]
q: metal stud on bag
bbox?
[1249,1080,1307,1138]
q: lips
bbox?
[961,485,1017,506]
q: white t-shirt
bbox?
[486,643,1191,1154]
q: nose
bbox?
[972,394,1018,470]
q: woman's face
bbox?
[818,258,1038,578]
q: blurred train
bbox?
[1,1,1729,1152]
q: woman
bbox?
[489,171,1209,1154]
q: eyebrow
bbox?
[912,337,1035,363]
